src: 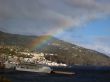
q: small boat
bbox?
[51,70,75,76]
[16,63,52,73]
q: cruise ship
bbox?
[4,62,75,75]
[16,63,52,73]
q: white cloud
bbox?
[82,43,110,57]
[77,36,110,56]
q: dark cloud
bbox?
[0,0,110,35]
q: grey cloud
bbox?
[0,0,110,35]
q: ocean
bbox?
[0,66,110,82]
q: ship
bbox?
[4,62,75,75]
[15,63,52,73]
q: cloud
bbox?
[82,43,110,56]
[76,36,110,56]
[0,0,110,35]
[95,37,110,43]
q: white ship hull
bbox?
[16,64,52,73]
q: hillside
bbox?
[0,31,110,66]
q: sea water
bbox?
[0,66,110,82]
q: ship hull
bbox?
[16,64,52,73]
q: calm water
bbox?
[0,66,110,82]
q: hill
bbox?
[0,31,110,66]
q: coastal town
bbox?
[0,45,67,69]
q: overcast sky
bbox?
[0,0,110,56]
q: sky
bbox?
[0,0,110,56]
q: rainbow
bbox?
[29,28,65,50]
[29,35,52,49]
[29,16,74,49]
